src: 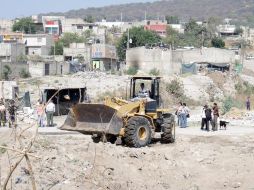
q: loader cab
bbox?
[130,76,161,111]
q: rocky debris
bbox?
[232,182,241,188]
[181,74,213,102]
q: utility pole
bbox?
[127,28,130,49]
[54,42,57,75]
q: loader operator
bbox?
[138,83,150,98]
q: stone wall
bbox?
[0,62,28,79]
[126,47,236,75]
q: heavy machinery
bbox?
[60,76,175,147]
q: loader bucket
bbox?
[60,103,123,135]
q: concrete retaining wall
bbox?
[0,62,28,79]
[126,47,236,75]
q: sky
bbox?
[0,0,156,19]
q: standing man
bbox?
[246,97,251,111]
[46,100,55,127]
[212,103,219,131]
[205,105,212,131]
[183,103,190,127]
[8,100,17,128]
[176,102,183,126]
[201,105,207,130]
[0,99,6,127]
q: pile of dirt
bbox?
[1,128,254,190]
[224,107,246,119]
[206,71,227,89]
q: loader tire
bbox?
[123,116,152,148]
[161,114,175,143]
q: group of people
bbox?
[176,102,190,128]
[0,99,17,128]
[36,100,55,127]
[201,103,220,131]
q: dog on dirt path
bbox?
[219,120,229,130]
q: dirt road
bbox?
[1,126,254,190]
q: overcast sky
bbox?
[0,0,156,19]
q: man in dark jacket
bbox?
[8,100,17,128]
[205,105,212,131]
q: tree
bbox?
[234,27,243,35]
[50,41,64,55]
[50,32,87,55]
[84,15,95,23]
[117,27,161,61]
[3,65,12,80]
[12,17,36,34]
[211,37,225,48]
[165,16,179,24]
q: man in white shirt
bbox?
[46,100,55,127]
[138,83,150,98]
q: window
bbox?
[77,25,83,30]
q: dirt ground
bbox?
[0,125,254,190]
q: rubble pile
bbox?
[223,107,254,127]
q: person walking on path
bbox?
[183,103,190,127]
[178,103,187,128]
[36,100,45,127]
[212,103,219,131]
[46,100,55,127]
[176,102,182,126]
[246,97,251,111]
[8,100,17,128]
[201,105,207,130]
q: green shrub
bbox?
[0,143,7,154]
[3,65,12,80]
[166,79,184,98]
[149,68,160,76]
[126,66,138,75]
[19,69,31,78]
[235,82,243,92]
[222,96,243,114]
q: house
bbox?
[28,60,70,77]
[0,43,25,62]
[23,34,54,56]
[144,20,167,37]
[91,44,117,71]
[62,18,88,34]
[64,42,90,63]
[169,24,184,33]
[0,19,14,32]
[0,32,23,43]
[0,81,18,100]
[42,16,65,40]
[217,24,237,36]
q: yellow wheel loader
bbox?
[60,76,175,147]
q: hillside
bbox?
[42,0,254,24]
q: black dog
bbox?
[220,120,229,130]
